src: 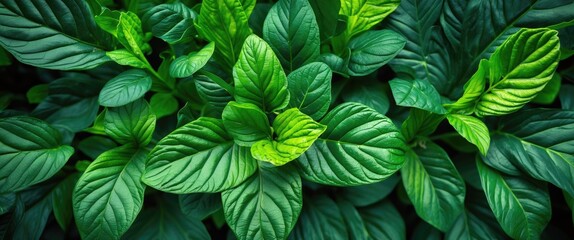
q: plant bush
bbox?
[1,0,573,239]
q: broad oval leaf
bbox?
[389,78,446,114]
[99,70,152,107]
[296,103,407,186]
[340,173,400,207]
[0,0,112,70]
[73,145,148,240]
[170,42,215,78]
[196,0,254,69]
[233,34,290,112]
[289,194,348,239]
[179,193,222,220]
[149,93,179,119]
[347,30,406,76]
[287,62,332,120]
[359,200,406,240]
[480,134,523,176]
[143,118,257,193]
[342,79,390,115]
[475,28,560,116]
[222,101,271,146]
[0,117,73,193]
[251,108,326,166]
[222,166,302,240]
[446,114,490,156]
[142,2,197,44]
[401,142,466,231]
[477,159,551,239]
[104,99,156,146]
[263,0,320,72]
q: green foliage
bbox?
[1,0,574,238]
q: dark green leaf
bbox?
[12,191,53,240]
[340,173,400,207]
[446,114,490,155]
[195,75,234,111]
[342,80,390,115]
[477,159,551,239]
[143,2,197,44]
[263,0,320,72]
[0,193,15,215]
[0,117,73,193]
[179,193,222,220]
[248,3,272,37]
[560,84,574,110]
[359,200,405,240]
[170,42,215,78]
[308,0,340,42]
[222,165,302,240]
[78,136,117,160]
[401,108,444,142]
[389,78,446,114]
[26,84,49,104]
[0,0,112,70]
[401,142,466,231]
[564,191,574,223]
[98,69,152,107]
[347,30,405,76]
[150,93,179,119]
[297,103,407,186]
[481,134,523,176]
[222,101,271,146]
[52,173,79,231]
[104,99,156,146]
[73,145,148,240]
[287,62,332,120]
[0,46,11,66]
[289,194,348,239]
[233,34,290,112]
[532,74,561,104]
[336,199,368,239]
[143,118,257,193]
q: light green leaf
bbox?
[222,101,271,146]
[401,108,444,142]
[99,70,152,107]
[532,73,561,104]
[150,93,179,119]
[340,173,400,207]
[106,49,148,69]
[308,0,341,42]
[222,165,302,240]
[251,108,326,166]
[0,0,112,70]
[26,84,49,104]
[196,0,254,69]
[124,194,210,240]
[359,200,406,240]
[143,118,257,193]
[96,9,149,58]
[170,43,215,78]
[233,34,290,112]
[390,78,446,114]
[179,193,222,220]
[347,30,406,76]
[446,114,490,156]
[104,99,156,146]
[263,0,320,72]
[142,2,197,44]
[477,159,551,239]
[73,145,148,240]
[52,173,79,231]
[401,142,466,231]
[341,79,389,115]
[445,59,488,113]
[287,62,332,120]
[491,109,574,197]
[0,117,73,193]
[289,194,348,239]
[296,103,407,186]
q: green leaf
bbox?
[532,73,561,104]
[359,200,406,240]
[222,165,302,240]
[0,0,112,70]
[96,9,149,58]
[564,191,574,223]
[480,134,522,176]
[401,142,466,231]
[296,103,407,186]
[287,62,332,120]
[401,108,444,142]
[0,117,73,193]
[52,173,79,231]
[477,159,551,239]
[0,193,14,215]
[308,0,341,42]
[196,0,254,69]
[560,84,574,110]
[446,204,507,239]
[336,199,368,239]
[104,99,156,146]
[289,194,348,239]
[222,101,271,146]
[347,30,406,76]
[99,69,152,107]
[262,0,320,72]
[340,173,400,207]
[474,28,560,116]
[341,79,390,115]
[491,109,574,197]
[78,136,118,160]
[142,2,197,44]
[389,78,446,114]
[251,108,326,166]
[170,43,215,78]
[445,59,488,113]
[179,193,222,220]
[319,51,351,77]
[124,194,210,240]
[143,118,257,193]
[150,93,179,119]
[248,3,272,37]
[11,190,53,240]
[446,114,490,156]
[26,84,49,104]
[195,75,234,110]
[106,49,148,69]
[73,145,148,240]
[0,46,11,66]
[233,34,290,112]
